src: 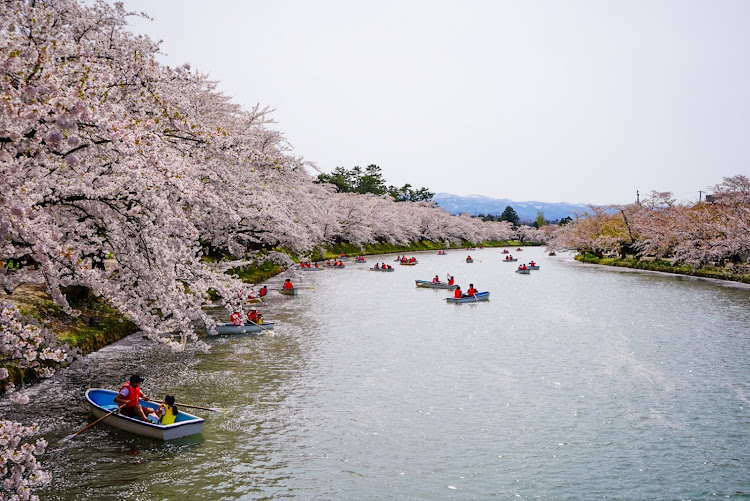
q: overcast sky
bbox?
[118,0,749,205]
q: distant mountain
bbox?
[432,193,589,223]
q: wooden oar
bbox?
[156,401,228,413]
[248,320,274,336]
[61,404,125,442]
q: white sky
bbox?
[118,0,750,205]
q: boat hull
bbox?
[415,280,458,290]
[515,269,530,274]
[370,267,394,272]
[84,389,204,440]
[502,259,518,262]
[279,288,298,296]
[445,291,490,303]
[527,265,540,270]
[212,322,275,335]
[466,259,473,263]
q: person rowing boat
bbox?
[114,374,157,422]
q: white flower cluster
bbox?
[0,301,71,383]
[0,420,51,501]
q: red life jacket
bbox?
[284,282,293,289]
[454,289,462,298]
[448,278,454,285]
[259,288,267,297]
[119,382,142,409]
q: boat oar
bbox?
[61,404,125,442]
[248,320,275,336]
[156,401,228,413]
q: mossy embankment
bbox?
[1,284,138,392]
[5,285,139,355]
[575,254,750,284]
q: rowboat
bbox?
[445,291,490,303]
[527,265,540,270]
[516,248,523,251]
[245,297,264,304]
[437,251,447,255]
[279,288,298,296]
[400,261,418,266]
[370,267,394,272]
[466,258,473,263]
[501,250,509,254]
[515,269,530,274]
[502,258,518,262]
[299,266,324,271]
[211,321,275,335]
[415,280,458,290]
[84,389,204,440]
[548,252,557,256]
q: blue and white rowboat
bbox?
[211,322,274,335]
[415,280,458,290]
[84,389,204,440]
[445,291,490,303]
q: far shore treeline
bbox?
[0,1,749,498]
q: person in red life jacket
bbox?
[529,261,535,267]
[114,374,157,421]
[522,264,527,270]
[467,255,472,261]
[447,275,455,285]
[284,279,294,290]
[258,286,268,297]
[340,253,345,258]
[466,284,477,296]
[374,263,379,269]
[314,263,319,268]
[230,312,242,325]
[247,309,259,323]
[386,265,392,269]
[432,275,440,284]
[454,286,462,298]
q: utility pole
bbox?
[699,190,703,202]
[636,190,640,205]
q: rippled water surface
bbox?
[7,248,749,500]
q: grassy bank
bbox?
[8,285,139,355]
[575,254,750,284]
[2,285,138,392]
